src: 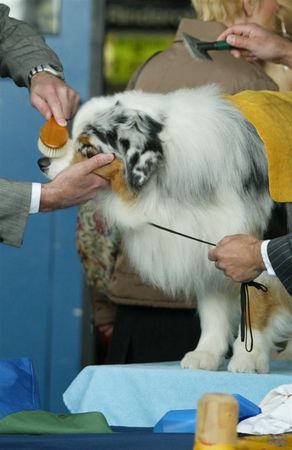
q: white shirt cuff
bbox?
[260,240,276,276]
[29,183,41,214]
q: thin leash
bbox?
[149,222,216,246]
[148,221,268,352]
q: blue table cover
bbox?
[63,360,292,427]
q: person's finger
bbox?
[230,49,242,59]
[54,87,80,119]
[30,93,52,120]
[85,173,109,188]
[79,153,115,174]
[67,89,80,117]
[46,93,67,126]
[225,34,250,50]
[217,28,238,42]
[72,94,81,116]
[208,249,216,261]
[214,260,220,268]
[217,24,253,42]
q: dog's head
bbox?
[39,93,165,200]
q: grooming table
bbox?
[63,360,292,427]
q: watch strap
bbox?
[28,64,65,85]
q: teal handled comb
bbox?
[183,32,234,61]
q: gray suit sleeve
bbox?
[267,234,292,295]
[0,178,32,247]
[0,3,63,87]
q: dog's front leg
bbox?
[181,292,238,371]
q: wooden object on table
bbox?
[194,393,238,450]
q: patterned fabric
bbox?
[76,200,119,325]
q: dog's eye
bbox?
[81,145,98,158]
[77,139,99,158]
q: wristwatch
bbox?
[28,63,65,85]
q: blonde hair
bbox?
[192,0,259,23]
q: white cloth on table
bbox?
[238,383,292,434]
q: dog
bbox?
[39,85,292,373]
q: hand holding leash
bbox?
[208,234,265,282]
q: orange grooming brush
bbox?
[38,117,71,158]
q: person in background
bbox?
[0,3,113,247]
[264,1,292,91]
[77,0,286,364]
[208,22,292,295]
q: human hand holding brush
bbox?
[217,23,292,68]
[30,72,80,126]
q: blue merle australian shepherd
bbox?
[39,85,292,373]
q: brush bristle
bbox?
[37,137,72,158]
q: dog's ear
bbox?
[123,113,164,192]
[74,106,164,193]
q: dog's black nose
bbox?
[38,157,51,172]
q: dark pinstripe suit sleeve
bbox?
[0,178,32,247]
[267,234,292,295]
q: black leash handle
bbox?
[240,281,268,352]
[148,222,268,352]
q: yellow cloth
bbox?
[227,90,292,203]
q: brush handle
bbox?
[197,40,233,51]
[40,117,69,149]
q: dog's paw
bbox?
[180,350,221,371]
[228,352,269,373]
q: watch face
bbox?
[48,64,61,71]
